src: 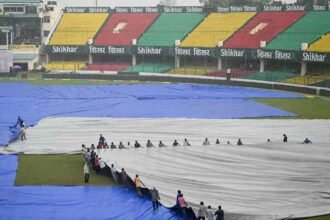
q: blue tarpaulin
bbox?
[0,186,181,220]
[0,153,184,219]
[0,82,304,220]
[0,155,17,186]
[0,83,302,146]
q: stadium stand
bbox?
[94,13,159,46]
[244,71,297,82]
[180,12,256,48]
[45,61,86,71]
[308,33,330,52]
[85,63,130,71]
[137,13,205,46]
[266,11,330,51]
[223,12,305,49]
[49,13,109,45]
[123,63,172,73]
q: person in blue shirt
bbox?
[214,206,224,220]
[302,138,312,144]
[134,140,141,148]
[146,140,155,147]
[173,140,180,146]
[110,142,117,149]
[283,134,288,142]
[10,116,25,129]
[159,141,167,147]
[118,142,126,149]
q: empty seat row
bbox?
[137,13,205,47]
[94,13,159,46]
[49,13,109,45]
[85,63,130,71]
[45,61,86,70]
[123,63,172,73]
[243,71,297,82]
[224,12,305,49]
[180,12,256,48]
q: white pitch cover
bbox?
[7,118,330,219]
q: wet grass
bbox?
[301,215,330,220]
[15,154,116,186]
[252,96,330,119]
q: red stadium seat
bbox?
[224,12,305,49]
[94,13,159,46]
[85,63,130,71]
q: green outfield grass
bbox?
[252,96,330,119]
[15,154,116,186]
[301,215,330,220]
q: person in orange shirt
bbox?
[134,174,145,196]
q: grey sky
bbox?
[56,0,297,9]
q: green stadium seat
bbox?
[123,63,172,73]
[244,71,297,82]
[266,12,330,51]
[138,13,205,46]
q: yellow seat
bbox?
[49,13,108,45]
[45,61,86,71]
[282,75,329,85]
[308,33,330,52]
[166,67,217,75]
[180,12,256,48]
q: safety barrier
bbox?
[42,72,330,96]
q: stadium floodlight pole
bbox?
[40,1,43,46]
[95,0,98,7]
[6,32,8,50]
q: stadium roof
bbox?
[0,0,41,3]
[13,54,38,61]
